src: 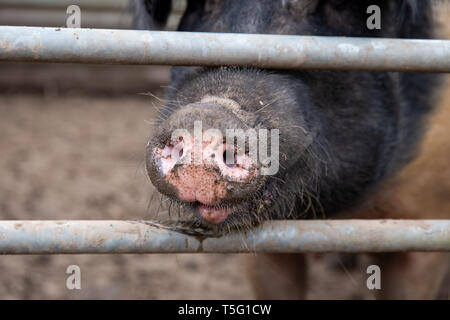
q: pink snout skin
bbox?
[153,138,257,224]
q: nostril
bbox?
[223,150,237,168]
[179,148,184,158]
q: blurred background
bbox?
[0,1,448,299]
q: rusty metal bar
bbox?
[0,220,448,254]
[0,26,449,72]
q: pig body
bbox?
[135,0,449,299]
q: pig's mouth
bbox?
[196,203,233,225]
[158,179,278,234]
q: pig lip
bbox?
[160,180,277,231]
[197,203,233,225]
[167,196,243,226]
[193,200,237,225]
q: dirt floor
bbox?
[0,94,377,299]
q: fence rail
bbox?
[0,26,449,255]
[0,220,448,254]
[0,26,449,72]
[0,0,129,10]
[0,0,186,12]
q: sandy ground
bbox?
[0,94,375,299]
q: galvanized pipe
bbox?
[0,26,449,72]
[0,10,134,29]
[0,0,186,12]
[0,0,129,11]
[0,220,448,254]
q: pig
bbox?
[134,0,449,299]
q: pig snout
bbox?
[146,103,262,224]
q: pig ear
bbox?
[133,0,173,30]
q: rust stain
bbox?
[0,39,12,51]
[31,41,43,55]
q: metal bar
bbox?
[0,0,186,13]
[0,10,181,31]
[0,220,448,254]
[0,9,133,29]
[0,0,129,11]
[0,26,449,72]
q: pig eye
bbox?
[223,150,237,168]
